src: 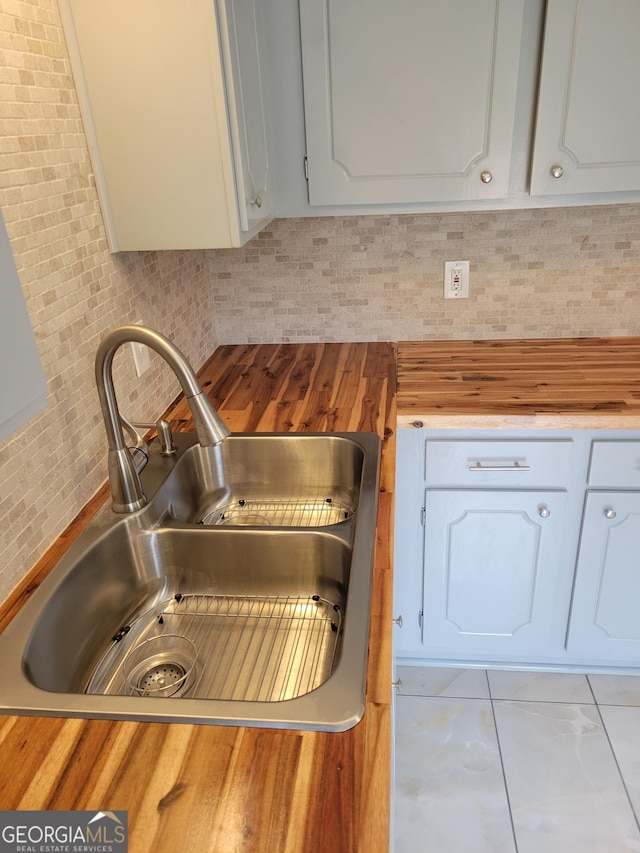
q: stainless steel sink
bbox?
[156,433,366,529]
[0,432,381,731]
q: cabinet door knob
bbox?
[480,170,493,184]
[551,165,564,179]
[392,615,403,628]
[604,507,617,519]
[538,504,550,518]
[250,194,263,208]
[392,678,402,691]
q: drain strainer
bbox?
[122,634,196,698]
[136,662,187,696]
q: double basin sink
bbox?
[0,432,381,731]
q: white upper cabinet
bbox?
[218,0,274,233]
[298,0,526,205]
[59,0,273,251]
[530,0,640,196]
[294,0,640,210]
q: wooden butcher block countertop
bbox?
[0,342,396,853]
[397,337,640,429]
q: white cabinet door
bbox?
[422,489,568,655]
[393,430,427,657]
[531,0,640,196]
[299,0,525,205]
[218,0,275,232]
[59,0,272,251]
[567,492,640,661]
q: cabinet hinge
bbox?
[304,154,309,181]
[420,505,426,526]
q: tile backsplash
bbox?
[1,1,640,603]
[207,208,640,343]
[0,3,217,601]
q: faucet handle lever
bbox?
[119,415,149,473]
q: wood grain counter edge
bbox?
[397,413,640,430]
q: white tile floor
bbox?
[394,667,640,853]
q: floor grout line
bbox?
[486,669,520,853]
[593,700,640,835]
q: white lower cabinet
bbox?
[567,492,640,661]
[395,429,640,670]
[423,489,568,655]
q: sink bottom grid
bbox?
[87,593,343,702]
[200,497,353,527]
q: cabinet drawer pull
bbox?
[538,504,550,518]
[468,461,531,472]
[604,507,617,519]
[392,615,403,628]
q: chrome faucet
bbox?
[95,325,230,513]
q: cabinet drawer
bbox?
[589,442,640,487]
[425,439,572,487]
